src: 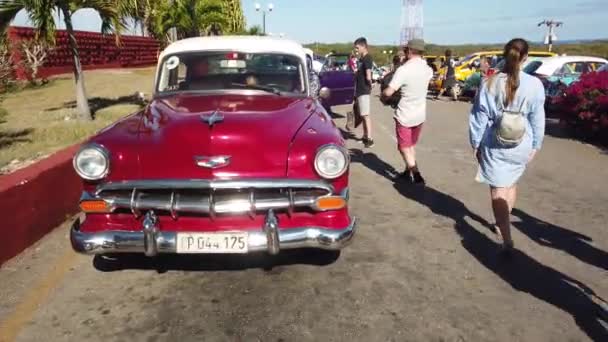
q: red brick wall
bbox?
[8,26,161,80]
[0,145,82,265]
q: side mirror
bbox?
[135,91,150,105]
[319,87,331,99]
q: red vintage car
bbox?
[70,36,356,259]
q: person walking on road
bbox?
[469,38,546,254]
[353,37,375,148]
[434,49,458,101]
[382,39,434,184]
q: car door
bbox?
[318,53,355,107]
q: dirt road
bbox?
[1,93,607,342]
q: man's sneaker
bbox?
[397,169,415,182]
[412,171,426,185]
[363,138,375,148]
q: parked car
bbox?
[70,36,356,260]
[318,52,356,110]
[487,56,550,77]
[524,55,608,97]
[431,50,557,92]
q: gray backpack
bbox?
[488,76,527,147]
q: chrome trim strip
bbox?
[130,188,140,218]
[82,186,348,216]
[248,190,255,220]
[287,188,295,217]
[170,192,178,220]
[70,217,356,255]
[209,190,216,220]
[95,179,334,195]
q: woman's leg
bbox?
[490,186,514,248]
[507,185,517,213]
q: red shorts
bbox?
[395,119,423,149]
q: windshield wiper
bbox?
[231,83,283,95]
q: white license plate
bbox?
[176,232,248,254]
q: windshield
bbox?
[156,52,306,95]
[457,54,477,66]
[324,55,350,70]
[523,61,544,75]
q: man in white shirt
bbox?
[382,39,433,184]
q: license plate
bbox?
[176,232,248,254]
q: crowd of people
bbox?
[342,36,546,257]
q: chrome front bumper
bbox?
[70,211,357,256]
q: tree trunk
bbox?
[61,7,92,121]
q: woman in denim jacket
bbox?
[469,38,546,254]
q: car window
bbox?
[556,62,585,76]
[598,64,608,72]
[523,61,543,74]
[156,52,305,95]
[324,55,350,71]
[588,62,605,71]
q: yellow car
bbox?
[431,50,557,91]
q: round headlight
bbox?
[314,144,348,179]
[73,144,110,180]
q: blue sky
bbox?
[12,0,608,45]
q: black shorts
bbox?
[443,77,457,89]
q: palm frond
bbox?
[0,0,57,43]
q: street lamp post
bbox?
[382,50,394,65]
[255,3,274,35]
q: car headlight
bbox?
[73,144,110,180]
[314,144,348,179]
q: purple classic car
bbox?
[318,53,356,110]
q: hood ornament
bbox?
[200,110,224,127]
[194,156,231,169]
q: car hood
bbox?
[136,94,314,179]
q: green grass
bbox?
[0,67,155,170]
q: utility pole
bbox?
[538,19,563,52]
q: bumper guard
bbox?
[70,210,356,256]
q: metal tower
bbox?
[400,0,424,46]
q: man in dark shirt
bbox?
[434,49,458,101]
[353,37,375,148]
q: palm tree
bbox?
[0,0,125,120]
[222,0,244,34]
[152,0,228,42]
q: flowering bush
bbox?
[553,70,608,145]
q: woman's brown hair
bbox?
[502,38,529,106]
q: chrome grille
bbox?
[91,179,336,219]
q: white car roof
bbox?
[534,56,608,75]
[159,36,307,62]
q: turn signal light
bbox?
[315,196,347,211]
[80,200,110,213]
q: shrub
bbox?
[553,71,608,145]
[19,39,50,85]
[0,43,16,92]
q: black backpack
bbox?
[380,71,401,108]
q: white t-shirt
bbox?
[388,57,433,127]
